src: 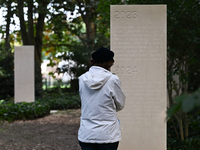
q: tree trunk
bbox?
[184,113,189,138]
[34,1,48,96]
[28,0,34,45]
[17,0,29,45]
[167,58,190,141]
[85,20,96,49]
[183,60,189,137]
[17,0,47,97]
[178,115,184,140]
[5,1,12,50]
[79,1,97,50]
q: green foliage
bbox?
[0,93,81,123]
[166,0,200,142]
[0,100,4,104]
[168,137,200,150]
[0,44,14,99]
[56,44,90,78]
[168,110,200,149]
[0,101,50,123]
[167,88,200,119]
[37,92,81,110]
[97,0,124,33]
[167,0,200,94]
[0,68,4,76]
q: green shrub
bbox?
[0,101,50,123]
[167,137,200,150]
[0,49,14,99]
[0,93,81,123]
[36,92,81,110]
[167,109,200,149]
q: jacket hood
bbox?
[82,66,112,90]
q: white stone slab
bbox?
[111,5,167,150]
[14,46,35,103]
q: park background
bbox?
[0,0,200,149]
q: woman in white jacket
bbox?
[78,47,126,150]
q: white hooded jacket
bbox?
[78,66,126,143]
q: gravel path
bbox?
[0,109,82,150]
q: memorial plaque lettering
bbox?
[111,5,166,150]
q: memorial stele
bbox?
[111,5,167,150]
[15,46,35,103]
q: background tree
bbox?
[16,0,50,96]
[0,0,15,99]
[1,0,112,94]
[167,0,200,141]
[0,44,14,99]
[4,0,12,50]
[41,0,110,91]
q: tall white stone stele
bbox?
[111,5,167,150]
[14,46,35,103]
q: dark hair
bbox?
[92,47,114,63]
[89,59,114,71]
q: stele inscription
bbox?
[14,46,35,103]
[111,5,167,150]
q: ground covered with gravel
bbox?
[0,109,81,150]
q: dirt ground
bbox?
[0,109,82,150]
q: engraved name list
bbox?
[111,5,166,150]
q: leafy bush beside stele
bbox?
[0,94,81,123]
[0,101,50,123]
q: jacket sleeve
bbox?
[112,76,126,112]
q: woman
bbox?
[78,47,126,150]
